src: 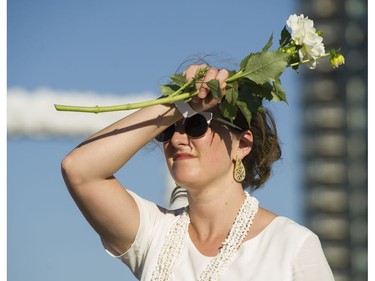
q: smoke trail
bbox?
[7,87,157,138]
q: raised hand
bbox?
[182,64,229,113]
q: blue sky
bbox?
[5,0,346,280]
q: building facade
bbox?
[299,1,367,280]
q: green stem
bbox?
[289,52,330,67]
[54,90,199,113]
[55,67,208,113]
[226,70,244,83]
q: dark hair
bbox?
[234,108,282,190]
[169,106,282,205]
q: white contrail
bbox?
[7,87,157,138]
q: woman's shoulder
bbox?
[271,216,315,235]
[260,213,318,244]
[248,207,316,242]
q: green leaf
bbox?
[240,80,274,101]
[207,79,223,99]
[241,50,290,84]
[237,84,263,114]
[169,74,187,87]
[236,100,252,127]
[220,99,238,122]
[279,26,291,48]
[262,34,274,52]
[239,53,254,70]
[225,81,238,105]
[271,79,287,102]
[160,84,180,96]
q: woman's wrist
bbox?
[174,100,197,118]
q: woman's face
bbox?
[163,120,238,190]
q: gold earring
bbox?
[234,156,246,182]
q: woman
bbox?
[61,64,335,280]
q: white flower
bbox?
[286,14,325,69]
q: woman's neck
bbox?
[186,184,246,239]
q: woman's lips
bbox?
[173,153,195,161]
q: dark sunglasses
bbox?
[155,112,243,142]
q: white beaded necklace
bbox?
[151,192,259,281]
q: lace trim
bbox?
[151,192,259,281]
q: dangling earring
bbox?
[234,156,246,182]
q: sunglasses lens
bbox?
[155,125,175,142]
[155,113,211,142]
[185,114,209,138]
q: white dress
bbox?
[103,191,335,281]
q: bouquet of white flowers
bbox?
[55,14,345,126]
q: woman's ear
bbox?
[237,130,253,159]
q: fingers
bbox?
[182,64,229,98]
[197,67,218,98]
[181,64,230,111]
[216,69,229,90]
[182,64,207,81]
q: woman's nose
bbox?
[170,123,189,144]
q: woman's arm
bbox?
[61,103,179,255]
